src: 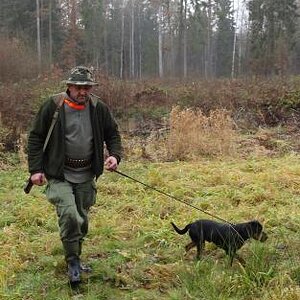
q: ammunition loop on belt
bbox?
[65,157,91,168]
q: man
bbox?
[27,66,122,285]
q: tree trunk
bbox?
[103,0,108,74]
[49,0,53,70]
[130,0,135,78]
[231,0,239,79]
[120,0,125,79]
[183,0,187,78]
[238,6,245,77]
[36,0,42,73]
[178,0,184,77]
[206,0,212,79]
[138,3,142,79]
[158,5,163,78]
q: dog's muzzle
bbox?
[258,231,268,242]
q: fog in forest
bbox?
[1,0,299,82]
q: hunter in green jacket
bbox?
[27,66,122,286]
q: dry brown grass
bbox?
[166,106,238,160]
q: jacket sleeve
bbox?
[27,99,55,174]
[101,105,122,163]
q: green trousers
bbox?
[46,179,97,262]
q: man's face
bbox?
[68,84,93,103]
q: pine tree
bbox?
[248,0,297,75]
[215,0,235,77]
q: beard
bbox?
[76,95,89,103]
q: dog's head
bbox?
[248,220,268,242]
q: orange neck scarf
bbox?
[64,98,86,110]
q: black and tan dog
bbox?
[171,219,268,265]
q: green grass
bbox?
[0,155,300,299]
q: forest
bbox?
[1,0,300,80]
[0,1,300,299]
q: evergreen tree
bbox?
[248,0,298,75]
[214,0,234,77]
[0,0,36,40]
[188,0,209,76]
[80,0,104,67]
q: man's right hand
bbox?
[30,173,47,186]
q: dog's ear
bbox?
[250,220,263,234]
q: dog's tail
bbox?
[171,222,191,235]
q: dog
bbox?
[171,219,268,265]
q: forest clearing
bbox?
[1,76,300,298]
[0,153,300,299]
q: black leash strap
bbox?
[114,169,233,225]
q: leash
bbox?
[114,169,234,226]
[113,169,264,263]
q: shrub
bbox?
[167,106,238,160]
[0,36,39,83]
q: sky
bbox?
[233,0,247,28]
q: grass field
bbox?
[0,155,300,299]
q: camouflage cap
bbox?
[65,66,98,86]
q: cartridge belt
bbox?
[65,157,91,169]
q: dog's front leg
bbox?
[229,255,234,266]
[227,250,236,266]
[229,251,244,266]
[196,241,205,260]
[196,244,201,260]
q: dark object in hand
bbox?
[24,178,33,194]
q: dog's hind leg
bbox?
[185,241,196,253]
[236,255,246,266]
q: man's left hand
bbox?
[104,156,118,171]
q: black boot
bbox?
[67,259,81,285]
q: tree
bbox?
[158,4,164,77]
[80,0,104,68]
[247,0,298,75]
[214,0,234,77]
[0,0,37,40]
[188,0,208,76]
[130,0,135,78]
[36,0,42,72]
[120,0,125,78]
[59,0,84,67]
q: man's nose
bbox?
[78,88,87,94]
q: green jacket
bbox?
[28,92,122,180]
